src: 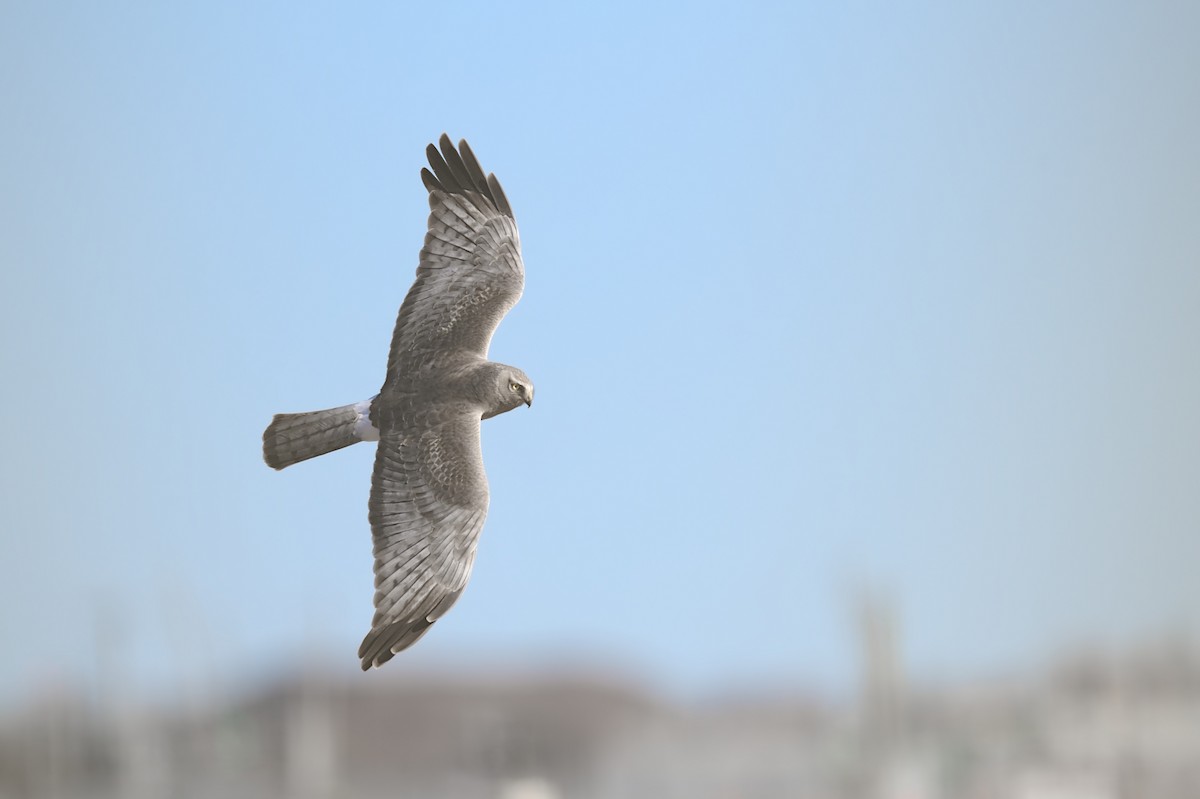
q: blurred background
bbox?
[2,2,1199,797]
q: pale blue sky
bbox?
[2,2,1198,702]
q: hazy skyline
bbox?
[2,2,1198,704]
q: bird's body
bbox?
[263,136,532,670]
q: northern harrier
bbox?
[263,136,532,670]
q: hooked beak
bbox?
[524,391,533,408]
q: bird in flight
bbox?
[263,136,532,670]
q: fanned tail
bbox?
[262,400,375,470]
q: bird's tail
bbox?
[262,399,375,470]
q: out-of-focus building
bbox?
[3,635,1199,798]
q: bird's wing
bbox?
[383,135,523,385]
[358,413,489,669]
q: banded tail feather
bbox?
[263,398,378,470]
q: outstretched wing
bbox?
[383,135,523,385]
[358,415,489,670]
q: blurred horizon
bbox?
[7,598,1200,797]
[9,582,1199,712]
[3,0,1199,736]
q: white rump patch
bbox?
[354,398,380,441]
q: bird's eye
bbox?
[510,382,520,393]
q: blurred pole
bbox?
[858,591,903,750]
[856,590,911,799]
[286,671,337,799]
[95,595,168,799]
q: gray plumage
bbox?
[263,135,532,670]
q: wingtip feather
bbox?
[420,167,440,194]
[439,136,474,193]
[487,174,513,217]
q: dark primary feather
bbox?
[382,135,524,385]
[421,136,513,216]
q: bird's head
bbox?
[482,364,534,418]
